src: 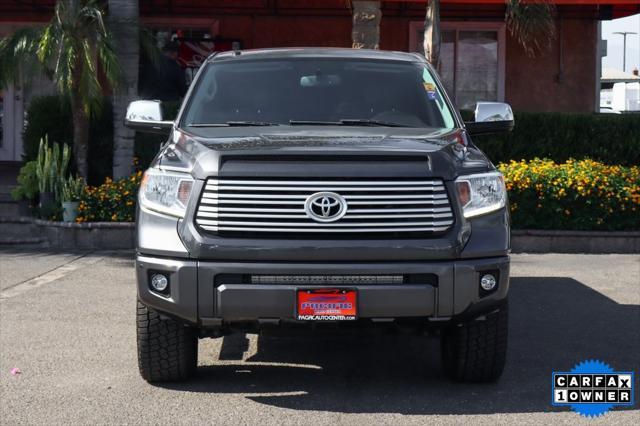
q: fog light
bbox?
[480,274,497,291]
[150,273,169,292]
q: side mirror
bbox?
[465,102,514,136]
[125,100,173,134]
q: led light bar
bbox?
[250,275,404,285]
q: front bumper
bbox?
[136,255,510,326]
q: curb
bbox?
[511,230,640,254]
[34,220,135,250]
[34,219,135,229]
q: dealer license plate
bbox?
[297,288,357,321]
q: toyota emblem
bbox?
[304,192,348,223]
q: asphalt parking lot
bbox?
[0,251,638,425]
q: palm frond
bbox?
[139,27,161,69]
[78,36,104,116]
[506,0,557,57]
[97,32,121,87]
[0,27,43,87]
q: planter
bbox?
[61,201,80,223]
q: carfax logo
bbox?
[552,360,635,417]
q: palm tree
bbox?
[351,1,381,49]
[423,0,556,67]
[108,0,139,179]
[0,0,119,179]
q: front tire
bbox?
[137,300,198,382]
[441,302,508,382]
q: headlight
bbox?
[455,171,506,218]
[139,168,194,218]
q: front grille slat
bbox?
[214,185,445,192]
[215,212,452,220]
[197,219,454,228]
[196,178,454,237]
[207,179,443,186]
[212,226,453,233]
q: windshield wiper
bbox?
[188,121,279,127]
[289,119,411,127]
[289,120,341,126]
[339,119,411,127]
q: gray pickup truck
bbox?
[126,48,512,384]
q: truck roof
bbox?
[210,47,423,63]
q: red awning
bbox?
[392,0,639,3]
[388,0,640,18]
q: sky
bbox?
[602,13,640,72]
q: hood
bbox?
[155,126,493,180]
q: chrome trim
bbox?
[206,212,452,219]
[207,179,444,186]
[196,219,454,227]
[200,193,449,200]
[211,185,446,192]
[205,226,453,233]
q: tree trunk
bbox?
[70,94,90,180]
[351,1,381,49]
[423,0,441,69]
[109,0,140,179]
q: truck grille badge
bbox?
[304,192,348,222]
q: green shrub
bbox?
[76,171,142,222]
[500,159,640,231]
[475,113,640,166]
[10,161,39,201]
[35,138,71,199]
[23,95,113,185]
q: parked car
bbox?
[599,107,622,114]
[127,48,513,383]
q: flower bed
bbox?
[75,160,640,232]
[76,171,142,223]
[500,159,640,231]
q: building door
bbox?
[0,85,24,162]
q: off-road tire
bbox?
[441,302,508,382]
[137,300,198,382]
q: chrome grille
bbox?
[195,178,454,235]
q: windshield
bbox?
[181,58,457,128]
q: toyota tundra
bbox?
[126,48,513,383]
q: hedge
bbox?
[500,159,639,231]
[474,112,640,166]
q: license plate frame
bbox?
[296,288,357,321]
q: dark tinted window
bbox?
[182,58,456,128]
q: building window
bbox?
[409,22,505,111]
